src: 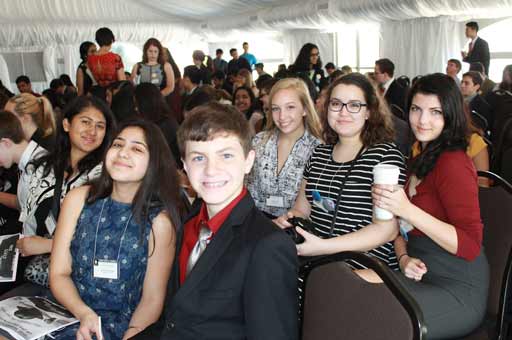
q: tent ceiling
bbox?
[136,0,298,20]
[1,0,512,35]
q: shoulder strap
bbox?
[328,145,365,237]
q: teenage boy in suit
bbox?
[132,102,298,340]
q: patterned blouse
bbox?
[19,160,102,236]
[247,129,321,217]
[87,52,124,87]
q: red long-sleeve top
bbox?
[408,150,483,261]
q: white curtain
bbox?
[380,16,466,78]
[0,55,12,92]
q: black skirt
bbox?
[394,236,489,339]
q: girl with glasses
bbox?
[275,73,406,270]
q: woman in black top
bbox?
[76,41,97,96]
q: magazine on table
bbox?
[0,233,20,282]
[0,296,79,340]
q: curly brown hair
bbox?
[322,73,395,146]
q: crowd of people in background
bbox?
[0,20,510,339]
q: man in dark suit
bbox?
[227,48,251,75]
[181,65,212,118]
[132,102,298,340]
[461,71,492,129]
[375,58,408,115]
[462,21,490,76]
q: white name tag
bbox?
[93,259,119,280]
[266,195,285,208]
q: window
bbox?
[335,24,380,73]
[2,52,45,82]
[479,18,512,82]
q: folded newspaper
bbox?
[0,296,78,340]
[0,234,20,282]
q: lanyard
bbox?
[92,198,133,267]
[326,145,365,237]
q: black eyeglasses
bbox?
[311,52,320,57]
[328,99,367,113]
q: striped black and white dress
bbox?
[304,142,406,270]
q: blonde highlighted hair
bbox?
[265,77,322,139]
[8,93,55,138]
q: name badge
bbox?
[93,259,119,280]
[266,195,285,208]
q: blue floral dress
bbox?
[51,197,161,340]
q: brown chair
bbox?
[458,171,512,340]
[300,252,426,340]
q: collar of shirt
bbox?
[187,86,197,95]
[179,187,248,284]
[198,187,248,235]
[19,140,40,173]
[465,93,477,103]
[383,77,395,94]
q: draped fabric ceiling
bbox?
[2,0,512,46]
[1,0,512,88]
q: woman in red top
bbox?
[87,27,126,88]
[372,73,489,338]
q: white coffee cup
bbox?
[373,163,400,220]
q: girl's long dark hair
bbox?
[134,83,169,123]
[292,43,323,73]
[88,120,181,241]
[30,96,116,181]
[408,73,469,179]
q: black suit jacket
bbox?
[133,194,299,340]
[227,57,251,74]
[385,79,408,114]
[469,94,492,129]
[181,87,211,113]
[463,37,490,76]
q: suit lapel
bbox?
[169,195,254,313]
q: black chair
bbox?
[397,75,411,88]
[391,103,407,121]
[300,252,426,340]
[472,110,489,135]
[483,135,494,166]
[492,117,512,181]
[459,171,512,340]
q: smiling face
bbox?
[146,44,159,63]
[63,106,107,157]
[183,134,255,217]
[106,126,149,184]
[234,89,251,113]
[409,93,445,147]
[271,88,305,136]
[327,84,369,140]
